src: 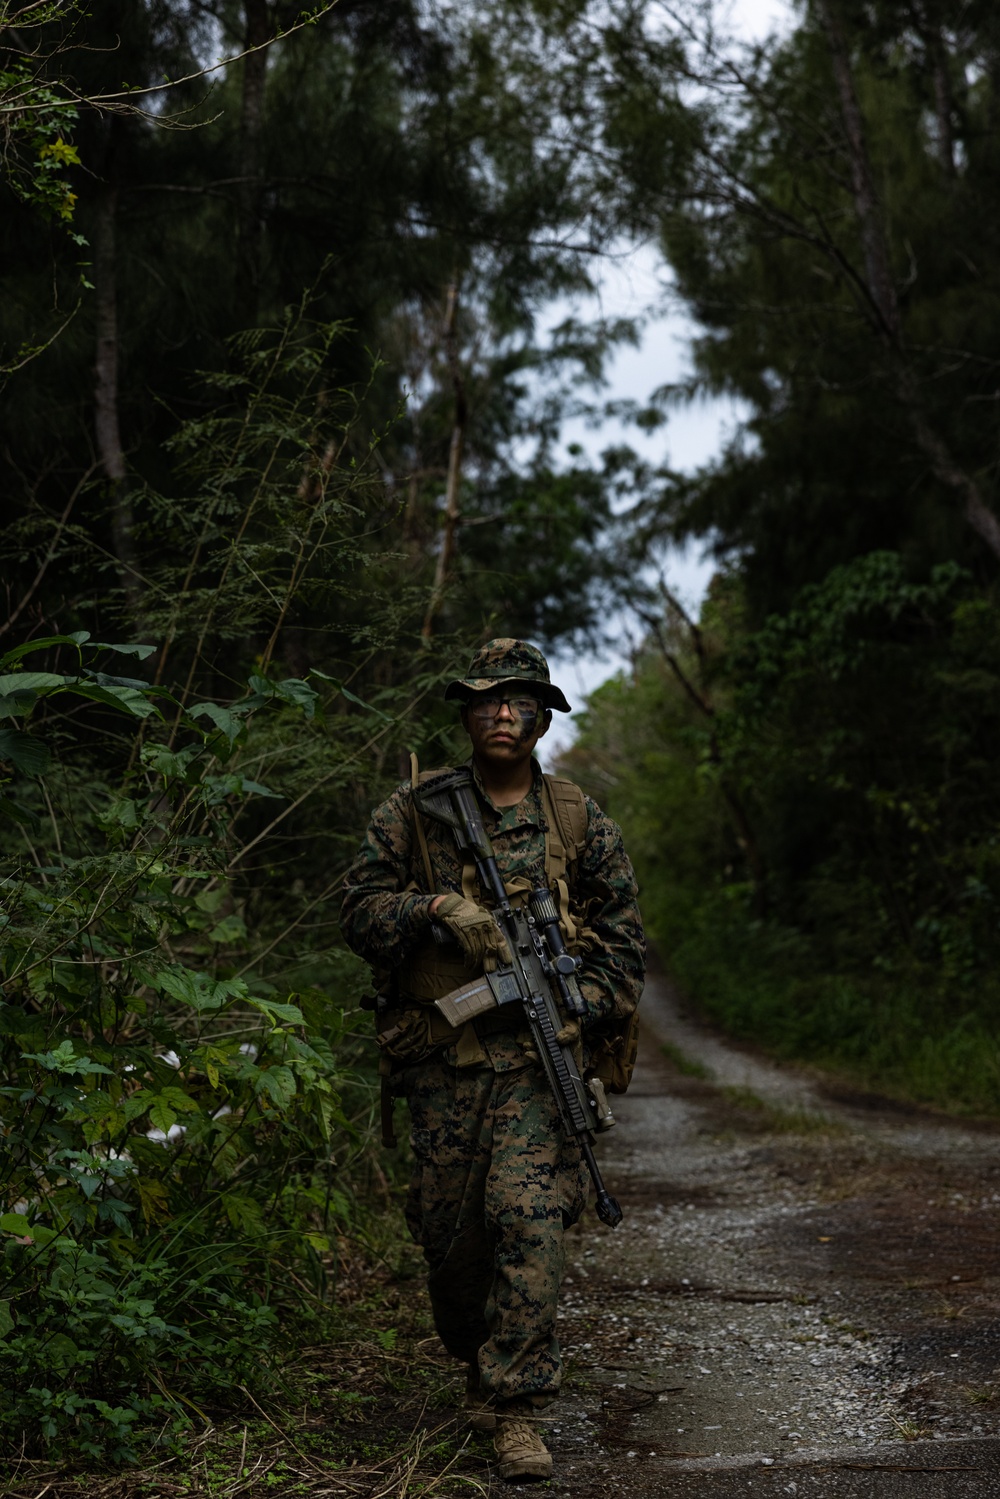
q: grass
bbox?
[720,1085,839,1135]
[889,1416,932,1441]
[660,1041,712,1080]
[962,1384,998,1407]
[650,888,1000,1118]
[0,1239,492,1499]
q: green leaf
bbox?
[209,913,247,944]
[70,682,159,719]
[23,1041,113,1075]
[26,1038,75,1068]
[255,1065,296,1109]
[194,886,226,914]
[156,967,249,1012]
[98,796,139,830]
[0,671,68,698]
[0,696,36,721]
[157,968,219,1011]
[0,635,88,667]
[141,742,200,779]
[240,778,280,798]
[245,674,319,719]
[0,1300,14,1339]
[90,642,157,659]
[274,677,319,718]
[310,670,394,722]
[159,1085,201,1114]
[222,1193,264,1232]
[248,997,304,1025]
[0,727,51,776]
[0,1213,57,1246]
[147,1097,179,1134]
[190,702,244,744]
[98,1198,134,1232]
[123,1091,154,1123]
[90,670,151,690]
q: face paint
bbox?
[463,692,549,772]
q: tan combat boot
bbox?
[463,1363,495,1433]
[494,1404,552,1483]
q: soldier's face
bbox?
[461,690,550,768]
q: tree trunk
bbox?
[639,599,768,915]
[905,3,957,176]
[422,283,466,640]
[817,0,900,340]
[239,0,271,305]
[930,46,957,178]
[93,174,143,623]
[818,0,1000,562]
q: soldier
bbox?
[340,639,645,1482]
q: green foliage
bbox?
[0,311,459,1459]
[1,0,644,650]
[594,1,1000,610]
[566,554,1000,1114]
[721,553,1000,977]
[0,2,83,228]
[549,2,1000,1115]
[0,633,379,1457]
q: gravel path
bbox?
[497,961,1000,1496]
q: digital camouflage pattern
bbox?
[340,756,645,1405]
[400,1057,587,1406]
[340,759,644,1052]
[443,637,573,712]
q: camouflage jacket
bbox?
[340,758,645,1070]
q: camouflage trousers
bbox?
[401,1057,588,1408]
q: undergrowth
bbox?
[653,887,1000,1116]
[0,316,467,1461]
[0,1234,491,1499]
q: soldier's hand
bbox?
[554,1020,580,1046]
[433,893,512,971]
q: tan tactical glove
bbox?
[554,1020,580,1046]
[433,893,512,972]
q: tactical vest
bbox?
[376,755,638,1100]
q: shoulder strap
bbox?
[541,774,589,947]
[408,751,436,891]
[408,753,477,898]
[541,774,588,880]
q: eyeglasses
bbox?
[468,694,543,722]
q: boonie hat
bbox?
[444,637,572,713]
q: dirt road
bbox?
[521,963,1000,1497]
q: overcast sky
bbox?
[540,0,793,763]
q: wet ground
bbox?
[510,962,1000,1496]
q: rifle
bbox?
[413,767,623,1229]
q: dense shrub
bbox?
[562,555,1000,1114]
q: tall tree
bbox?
[587,0,1000,609]
[2,0,642,664]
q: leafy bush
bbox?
[0,309,473,1460]
[0,634,382,1457]
[563,555,1000,1114]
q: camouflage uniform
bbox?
[340,647,644,1411]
